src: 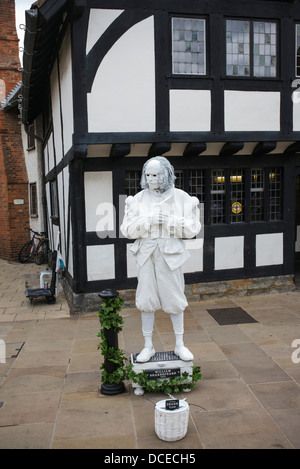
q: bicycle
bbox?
[18,229,49,265]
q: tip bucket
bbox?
[155,399,189,442]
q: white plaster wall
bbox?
[169,90,211,131]
[256,233,283,266]
[84,171,114,233]
[87,16,155,132]
[57,171,66,263]
[87,245,115,280]
[215,236,244,270]
[21,125,44,234]
[224,91,280,131]
[86,9,124,53]
[50,65,63,162]
[47,133,55,172]
[59,28,73,154]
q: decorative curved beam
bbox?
[183,142,207,157]
[252,141,276,156]
[220,142,244,156]
[86,9,153,92]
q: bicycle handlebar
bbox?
[27,228,48,238]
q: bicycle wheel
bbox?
[18,241,33,263]
[36,240,48,265]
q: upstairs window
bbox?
[172,17,206,75]
[226,19,277,77]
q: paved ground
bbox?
[1,258,300,449]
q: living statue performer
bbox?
[120,156,201,362]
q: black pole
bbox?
[99,289,125,396]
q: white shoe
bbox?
[136,347,155,363]
[174,346,194,361]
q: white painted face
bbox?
[145,160,161,190]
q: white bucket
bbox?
[155,399,189,442]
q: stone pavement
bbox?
[1,258,300,449]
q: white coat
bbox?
[120,186,201,314]
[120,187,201,271]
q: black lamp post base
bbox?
[100,381,126,396]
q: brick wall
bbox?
[0,0,29,261]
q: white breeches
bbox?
[135,246,188,315]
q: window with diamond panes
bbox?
[251,168,264,221]
[172,17,206,75]
[125,171,141,196]
[296,24,300,76]
[230,170,245,222]
[253,21,277,77]
[226,19,277,77]
[211,170,226,224]
[269,168,282,220]
[226,20,250,76]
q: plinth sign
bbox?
[131,351,193,395]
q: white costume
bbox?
[120,157,201,362]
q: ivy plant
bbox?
[97,296,202,392]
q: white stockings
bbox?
[136,311,194,362]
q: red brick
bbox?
[0,0,29,261]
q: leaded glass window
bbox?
[269,168,282,220]
[174,170,184,190]
[230,170,245,222]
[253,22,277,77]
[172,17,206,75]
[211,170,226,224]
[189,169,205,202]
[226,20,250,76]
[251,168,264,221]
[125,171,141,196]
[226,19,277,77]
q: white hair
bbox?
[140,156,176,191]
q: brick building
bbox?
[0,0,29,261]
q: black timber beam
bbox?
[183,142,207,157]
[220,142,244,156]
[110,143,131,158]
[252,141,277,156]
[148,142,171,157]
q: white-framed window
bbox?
[171,17,206,75]
[226,19,277,77]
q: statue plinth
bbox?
[130,351,193,395]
